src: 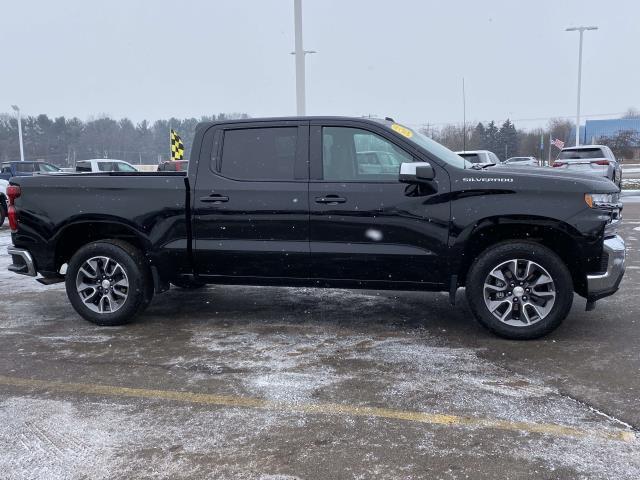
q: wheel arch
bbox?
[54,220,151,271]
[453,216,587,296]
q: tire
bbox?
[0,206,5,226]
[171,278,206,290]
[466,241,573,340]
[65,240,153,326]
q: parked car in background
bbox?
[0,161,62,181]
[356,150,404,174]
[455,150,501,167]
[553,145,622,187]
[157,160,189,172]
[504,156,539,167]
[75,159,138,173]
[0,178,7,225]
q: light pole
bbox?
[11,105,25,162]
[292,0,316,116]
[565,26,598,146]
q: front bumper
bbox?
[587,235,625,301]
[7,246,37,277]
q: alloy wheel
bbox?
[483,259,556,327]
[75,256,129,314]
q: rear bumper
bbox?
[586,235,625,301]
[7,246,37,277]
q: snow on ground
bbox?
[0,225,63,295]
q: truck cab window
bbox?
[220,127,298,180]
[322,127,413,181]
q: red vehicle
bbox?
[157,160,189,172]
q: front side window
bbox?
[323,127,413,181]
[38,163,60,172]
[1,164,11,173]
[115,162,136,172]
[220,127,297,180]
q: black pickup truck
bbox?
[6,117,625,339]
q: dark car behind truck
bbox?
[6,117,625,339]
[0,161,62,181]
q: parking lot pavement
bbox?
[0,207,639,479]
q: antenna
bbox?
[462,77,466,152]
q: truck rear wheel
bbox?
[65,240,153,326]
[466,242,573,340]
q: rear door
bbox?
[193,121,310,278]
[308,121,450,286]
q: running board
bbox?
[36,276,65,285]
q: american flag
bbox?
[551,138,565,149]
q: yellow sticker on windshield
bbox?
[391,123,413,138]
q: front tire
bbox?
[466,242,573,340]
[65,240,153,326]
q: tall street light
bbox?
[292,0,316,116]
[11,105,25,162]
[566,26,598,146]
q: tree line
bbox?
[426,108,640,162]
[0,113,248,166]
[0,110,637,166]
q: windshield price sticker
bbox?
[391,124,413,138]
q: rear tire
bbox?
[466,241,573,340]
[0,205,5,226]
[65,240,153,326]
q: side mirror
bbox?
[399,162,435,183]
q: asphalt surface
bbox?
[0,205,639,479]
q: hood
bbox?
[482,164,618,193]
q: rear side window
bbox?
[558,148,605,160]
[220,127,297,180]
[15,163,35,173]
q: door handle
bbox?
[315,195,346,204]
[200,193,229,203]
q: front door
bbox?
[308,123,450,287]
[193,122,309,279]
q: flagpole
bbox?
[169,123,172,162]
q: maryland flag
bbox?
[170,129,185,161]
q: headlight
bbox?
[584,193,620,209]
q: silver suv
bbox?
[553,145,622,187]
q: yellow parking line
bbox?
[0,375,634,443]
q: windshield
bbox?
[384,123,472,169]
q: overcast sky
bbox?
[1,0,638,129]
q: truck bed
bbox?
[10,173,189,277]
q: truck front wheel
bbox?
[466,242,573,340]
[65,240,153,326]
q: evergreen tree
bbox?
[469,122,487,150]
[498,119,518,160]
